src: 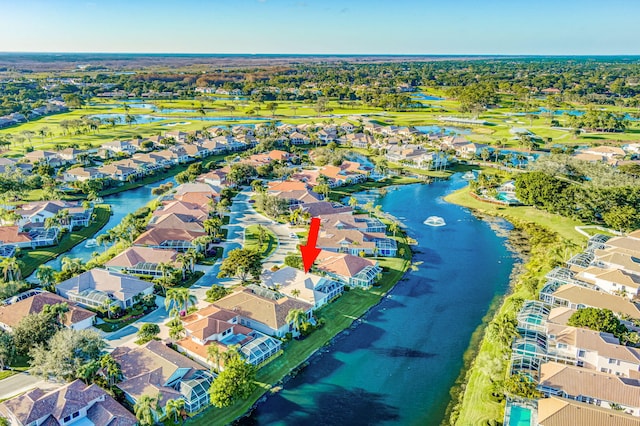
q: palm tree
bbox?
[36,265,56,290]
[207,344,222,372]
[389,222,399,237]
[61,257,84,275]
[169,322,186,340]
[100,354,122,387]
[134,393,162,426]
[1,257,22,282]
[165,288,186,313]
[348,196,358,209]
[291,289,301,298]
[76,359,100,384]
[285,308,307,334]
[165,398,185,423]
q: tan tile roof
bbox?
[105,246,179,269]
[153,200,209,221]
[594,269,640,289]
[175,192,214,207]
[262,266,334,306]
[547,307,576,325]
[300,201,352,217]
[150,213,205,233]
[315,250,377,278]
[317,228,378,251]
[133,227,205,246]
[540,361,640,408]
[0,225,32,244]
[0,380,135,426]
[175,183,218,195]
[547,323,640,364]
[538,396,640,426]
[0,292,95,329]
[214,287,312,331]
[57,268,154,303]
[268,180,309,192]
[595,249,640,275]
[552,284,640,319]
[607,237,640,257]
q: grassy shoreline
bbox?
[187,182,413,426]
[442,188,585,425]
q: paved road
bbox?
[0,372,60,400]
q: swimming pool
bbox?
[510,405,532,426]
[221,333,247,345]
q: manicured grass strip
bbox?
[18,205,111,277]
[188,232,411,426]
[244,225,277,259]
[443,188,586,426]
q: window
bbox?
[72,412,80,418]
[609,358,617,364]
[64,415,72,423]
[557,343,567,349]
[578,350,585,358]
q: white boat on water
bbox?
[85,238,98,248]
[424,216,446,227]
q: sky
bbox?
[1,0,640,55]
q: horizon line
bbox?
[1,51,640,57]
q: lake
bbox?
[244,176,517,425]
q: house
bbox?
[58,148,83,164]
[149,213,206,234]
[575,266,640,299]
[0,379,136,426]
[262,266,344,308]
[541,283,640,319]
[318,213,386,233]
[24,150,62,167]
[213,287,313,338]
[317,228,397,257]
[152,201,210,222]
[98,163,138,181]
[111,340,214,414]
[541,88,562,95]
[314,250,382,288]
[0,226,37,249]
[539,361,640,416]
[13,201,92,230]
[497,180,517,193]
[0,291,95,332]
[604,235,640,257]
[133,227,205,251]
[340,122,355,133]
[546,323,640,377]
[537,396,640,426]
[105,246,181,277]
[57,268,155,310]
[298,201,353,217]
[176,304,282,368]
[63,166,104,182]
[581,145,626,159]
[198,169,228,187]
[344,132,374,148]
[174,183,220,202]
[288,132,310,145]
[102,140,136,155]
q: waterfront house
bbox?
[112,340,214,414]
[105,246,181,277]
[24,150,62,167]
[0,291,95,332]
[317,227,397,257]
[98,163,138,181]
[198,169,228,187]
[152,200,210,222]
[343,132,374,148]
[546,323,640,376]
[541,283,640,319]
[0,380,137,426]
[262,266,344,308]
[103,140,137,155]
[149,213,206,234]
[318,212,386,233]
[213,287,313,338]
[539,361,640,416]
[537,396,640,426]
[314,250,382,288]
[176,304,282,368]
[63,166,104,182]
[133,227,205,251]
[57,268,155,310]
[298,201,353,217]
[13,200,92,230]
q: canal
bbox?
[245,175,517,425]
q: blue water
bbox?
[412,94,445,101]
[38,176,175,271]
[90,113,274,125]
[415,125,472,135]
[245,176,517,425]
[509,406,532,426]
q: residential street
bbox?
[0,372,59,400]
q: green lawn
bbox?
[444,188,587,425]
[188,229,411,426]
[244,225,277,259]
[18,205,111,277]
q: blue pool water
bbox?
[510,405,532,426]
[221,334,247,345]
[412,93,445,101]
